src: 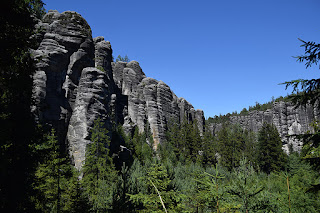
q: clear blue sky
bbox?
[43,0,320,118]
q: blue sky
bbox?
[43,0,320,118]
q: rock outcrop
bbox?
[213,101,320,153]
[112,61,205,149]
[31,10,94,144]
[31,10,205,170]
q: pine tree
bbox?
[82,118,117,212]
[257,122,287,174]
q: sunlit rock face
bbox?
[32,10,205,170]
[227,101,319,153]
[111,62,205,150]
[31,10,95,145]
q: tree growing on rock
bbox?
[116,54,130,62]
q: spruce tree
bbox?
[202,125,217,166]
[257,122,287,174]
[217,124,233,170]
[33,129,77,212]
[128,162,181,212]
[242,129,257,167]
[228,158,265,212]
[165,118,183,161]
[82,118,117,212]
[229,124,245,168]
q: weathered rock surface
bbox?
[67,67,112,170]
[32,10,205,170]
[112,62,205,149]
[224,101,320,153]
[31,10,94,144]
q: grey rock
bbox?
[32,10,94,143]
[112,62,205,149]
[228,101,320,153]
[32,10,206,171]
[67,67,112,170]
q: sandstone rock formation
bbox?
[31,10,205,170]
[111,61,205,149]
[210,101,320,153]
[31,10,94,144]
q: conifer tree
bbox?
[257,122,287,174]
[229,125,245,168]
[128,162,181,212]
[242,129,257,167]
[130,125,153,163]
[33,129,77,212]
[179,118,202,163]
[82,118,117,212]
[217,124,233,170]
[188,122,203,163]
[165,118,183,161]
[228,158,265,212]
[202,125,218,166]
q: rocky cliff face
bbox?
[31,10,205,170]
[210,101,320,153]
[112,61,205,149]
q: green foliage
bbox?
[194,164,226,212]
[129,125,154,163]
[281,38,320,194]
[33,129,85,212]
[228,158,265,212]
[113,162,131,212]
[82,118,117,212]
[242,129,258,167]
[264,154,320,212]
[207,114,231,124]
[202,125,218,166]
[96,66,105,72]
[116,54,130,62]
[128,161,182,212]
[300,120,320,170]
[257,122,287,174]
[217,124,246,170]
[282,39,320,106]
[207,96,290,122]
[182,120,203,163]
[163,118,203,164]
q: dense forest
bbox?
[1,1,320,212]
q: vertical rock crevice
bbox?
[32,10,206,170]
